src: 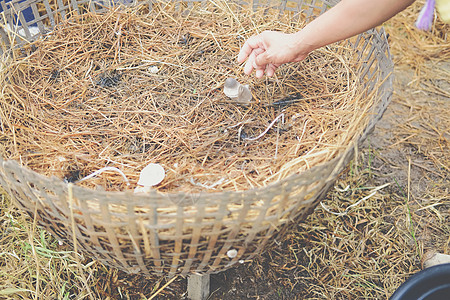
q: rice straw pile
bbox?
[0,2,371,193]
[384,0,450,68]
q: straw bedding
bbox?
[0,2,371,194]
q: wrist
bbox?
[291,31,316,59]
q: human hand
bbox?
[237,30,310,78]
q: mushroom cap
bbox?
[227,249,238,258]
[236,84,252,104]
[224,77,238,89]
[137,163,165,187]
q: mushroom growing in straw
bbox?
[223,77,252,105]
[134,163,166,194]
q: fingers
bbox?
[238,32,280,77]
[243,52,279,78]
[265,64,277,77]
[255,68,265,78]
[237,35,262,64]
[238,34,267,76]
[254,51,279,77]
[254,50,271,68]
[237,43,252,64]
[243,47,265,75]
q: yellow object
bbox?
[436,0,450,23]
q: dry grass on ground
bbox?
[0,1,449,299]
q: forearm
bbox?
[294,0,416,54]
[238,0,416,77]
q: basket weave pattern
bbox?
[0,0,393,276]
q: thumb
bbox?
[255,51,272,67]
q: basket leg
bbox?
[187,274,210,300]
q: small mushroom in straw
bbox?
[223,78,252,105]
[134,163,165,194]
[226,249,238,259]
[148,65,159,74]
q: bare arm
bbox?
[238,0,416,78]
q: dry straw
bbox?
[1,3,366,193]
[0,0,393,276]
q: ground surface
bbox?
[82,61,449,300]
[0,1,449,299]
[205,62,450,300]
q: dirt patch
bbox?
[363,64,449,196]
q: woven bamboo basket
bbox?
[0,0,393,277]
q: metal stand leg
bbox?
[187,274,210,300]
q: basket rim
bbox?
[0,142,351,201]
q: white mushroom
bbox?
[224,78,240,98]
[148,65,159,74]
[237,84,252,105]
[223,77,252,105]
[134,163,165,194]
[226,249,238,258]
